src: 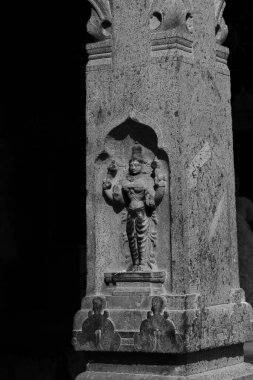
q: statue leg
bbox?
[126,213,139,270]
[136,210,149,270]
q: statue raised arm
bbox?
[103,160,125,205]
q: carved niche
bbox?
[98,120,170,274]
[87,0,112,41]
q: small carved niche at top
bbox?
[185,12,193,34]
[87,0,112,41]
[150,11,163,31]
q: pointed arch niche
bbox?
[96,119,172,291]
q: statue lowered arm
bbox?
[151,158,166,206]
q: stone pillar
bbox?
[73,0,253,378]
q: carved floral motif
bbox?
[103,145,166,272]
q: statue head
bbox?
[151,296,165,315]
[129,145,144,175]
[129,159,142,175]
[92,296,105,314]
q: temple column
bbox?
[73,0,253,378]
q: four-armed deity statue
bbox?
[103,145,166,272]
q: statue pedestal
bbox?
[104,271,165,295]
[104,271,166,284]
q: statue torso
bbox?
[122,175,154,211]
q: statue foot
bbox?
[128,263,152,272]
[137,263,151,272]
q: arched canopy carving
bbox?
[96,119,170,274]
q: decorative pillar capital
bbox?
[87,0,112,41]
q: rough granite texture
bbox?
[74,0,253,378]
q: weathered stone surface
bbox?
[74,0,253,378]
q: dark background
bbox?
[0,0,253,378]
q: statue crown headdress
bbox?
[130,144,144,163]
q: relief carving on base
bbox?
[74,297,120,351]
[103,144,166,272]
[134,296,183,353]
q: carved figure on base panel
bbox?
[74,297,120,351]
[134,296,183,353]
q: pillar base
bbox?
[75,347,253,380]
[76,362,253,379]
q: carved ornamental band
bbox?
[86,0,228,44]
